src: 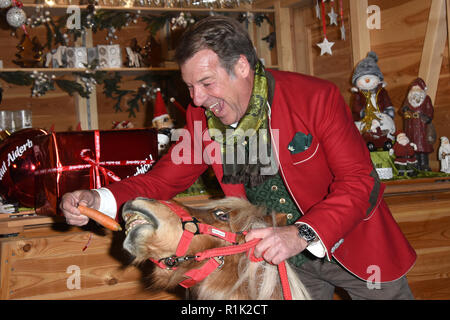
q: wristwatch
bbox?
[297,224,317,244]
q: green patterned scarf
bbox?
[206,61,276,187]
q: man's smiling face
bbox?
[180,49,254,126]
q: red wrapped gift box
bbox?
[0,128,48,208]
[33,129,158,216]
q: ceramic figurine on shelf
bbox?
[360,112,395,152]
[152,88,174,130]
[157,129,171,156]
[351,52,395,138]
[438,136,450,174]
[112,120,134,129]
[152,88,174,156]
[399,77,435,171]
[13,35,44,68]
[142,35,163,68]
[125,38,144,68]
[45,46,67,68]
[389,132,418,177]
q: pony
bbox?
[122,197,310,300]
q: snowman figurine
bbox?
[351,52,395,136]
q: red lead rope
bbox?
[192,238,293,300]
[155,200,293,300]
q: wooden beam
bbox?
[74,30,99,130]
[254,19,273,67]
[253,0,275,9]
[280,0,313,8]
[418,0,447,104]
[254,0,314,8]
[447,0,450,65]
[349,0,371,67]
[274,2,296,71]
[293,7,313,75]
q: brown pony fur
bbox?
[122,197,310,300]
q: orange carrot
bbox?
[78,205,122,232]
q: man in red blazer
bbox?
[60,16,416,299]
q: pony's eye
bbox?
[213,208,229,221]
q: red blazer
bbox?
[107,70,416,282]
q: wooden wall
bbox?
[291,0,450,168]
[1,1,448,160]
[0,25,79,132]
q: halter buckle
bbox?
[214,256,225,269]
[161,255,178,269]
[159,255,198,269]
[182,217,201,235]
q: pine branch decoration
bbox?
[55,79,90,98]
[0,72,33,86]
[142,14,169,36]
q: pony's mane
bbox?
[189,197,311,300]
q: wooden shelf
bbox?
[0,66,279,73]
[7,1,282,132]
[0,211,63,236]
[0,67,179,73]
[384,176,450,196]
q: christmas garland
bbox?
[0,69,168,117]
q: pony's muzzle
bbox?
[122,198,159,235]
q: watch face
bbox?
[298,224,316,243]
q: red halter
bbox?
[149,200,292,299]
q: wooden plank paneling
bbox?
[386,188,450,299]
[448,0,450,62]
[349,0,371,66]
[293,6,313,75]
[274,1,296,71]
[292,1,353,102]
[418,0,447,104]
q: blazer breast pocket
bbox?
[289,137,320,165]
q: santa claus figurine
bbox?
[399,77,434,171]
[389,132,418,177]
[351,51,395,135]
[439,136,450,174]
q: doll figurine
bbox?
[351,52,395,136]
[152,88,174,156]
[439,136,450,174]
[389,132,418,177]
[399,78,434,171]
[152,88,174,130]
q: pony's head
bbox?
[122,197,286,262]
[121,197,309,300]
